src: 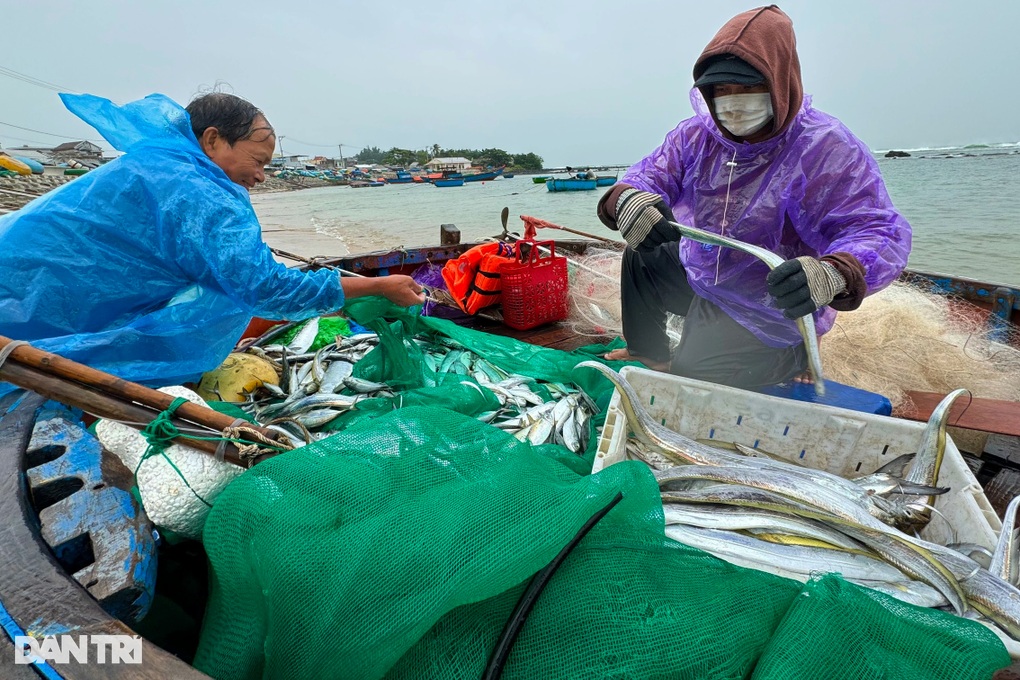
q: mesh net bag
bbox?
[192,404,1008,680]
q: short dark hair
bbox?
[185,92,274,145]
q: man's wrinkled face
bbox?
[202,115,276,190]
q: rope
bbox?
[135,399,294,515]
[215,418,249,462]
[0,339,28,370]
[222,424,295,466]
[136,397,214,507]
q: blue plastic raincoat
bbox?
[621,89,912,348]
[0,94,345,386]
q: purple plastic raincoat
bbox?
[621,89,911,347]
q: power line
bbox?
[0,120,102,142]
[0,64,78,94]
[0,133,59,146]
[284,136,362,149]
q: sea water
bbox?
[252,145,1020,287]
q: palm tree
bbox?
[431,144,441,159]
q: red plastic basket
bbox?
[500,239,569,330]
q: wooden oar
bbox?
[0,336,289,467]
[518,214,621,245]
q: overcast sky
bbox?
[2,1,1018,167]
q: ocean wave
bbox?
[873,141,1020,154]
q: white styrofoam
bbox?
[593,366,1002,551]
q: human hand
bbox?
[766,256,847,319]
[376,274,427,307]
[339,273,426,307]
[608,188,679,251]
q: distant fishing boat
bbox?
[387,171,414,184]
[532,176,551,184]
[503,173,515,179]
[349,180,385,188]
[461,168,504,183]
[546,178,597,192]
[434,178,465,187]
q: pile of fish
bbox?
[237,318,596,454]
[578,361,1020,645]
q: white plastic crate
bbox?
[593,366,1002,551]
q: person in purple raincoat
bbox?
[596,5,911,389]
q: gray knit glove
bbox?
[766,256,847,319]
[614,189,679,251]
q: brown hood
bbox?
[693,5,803,139]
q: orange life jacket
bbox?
[441,242,516,314]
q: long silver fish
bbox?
[662,502,865,552]
[991,495,1020,586]
[577,362,900,522]
[665,221,825,394]
[664,523,908,584]
[658,475,967,614]
[896,388,969,529]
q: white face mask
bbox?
[713,93,774,137]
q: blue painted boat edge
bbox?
[0,597,66,679]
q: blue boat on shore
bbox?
[434,178,465,187]
[387,171,414,184]
[546,178,597,192]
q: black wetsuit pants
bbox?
[620,242,807,389]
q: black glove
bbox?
[608,188,679,251]
[766,256,847,319]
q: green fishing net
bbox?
[191,300,1009,680]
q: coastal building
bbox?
[0,141,109,172]
[49,141,103,162]
[425,157,472,173]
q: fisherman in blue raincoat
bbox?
[0,92,424,387]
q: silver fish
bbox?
[664,524,906,584]
[665,221,825,394]
[578,362,901,522]
[658,474,967,615]
[286,317,320,355]
[897,388,969,529]
[991,495,1020,586]
[662,502,865,552]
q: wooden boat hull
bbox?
[461,168,503,182]
[532,176,550,184]
[3,229,1020,678]
[0,394,209,678]
[434,179,465,187]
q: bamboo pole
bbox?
[0,336,286,467]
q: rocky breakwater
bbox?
[1,172,344,213]
[250,175,346,194]
[0,174,76,213]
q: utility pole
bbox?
[278,135,286,166]
[338,144,345,169]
